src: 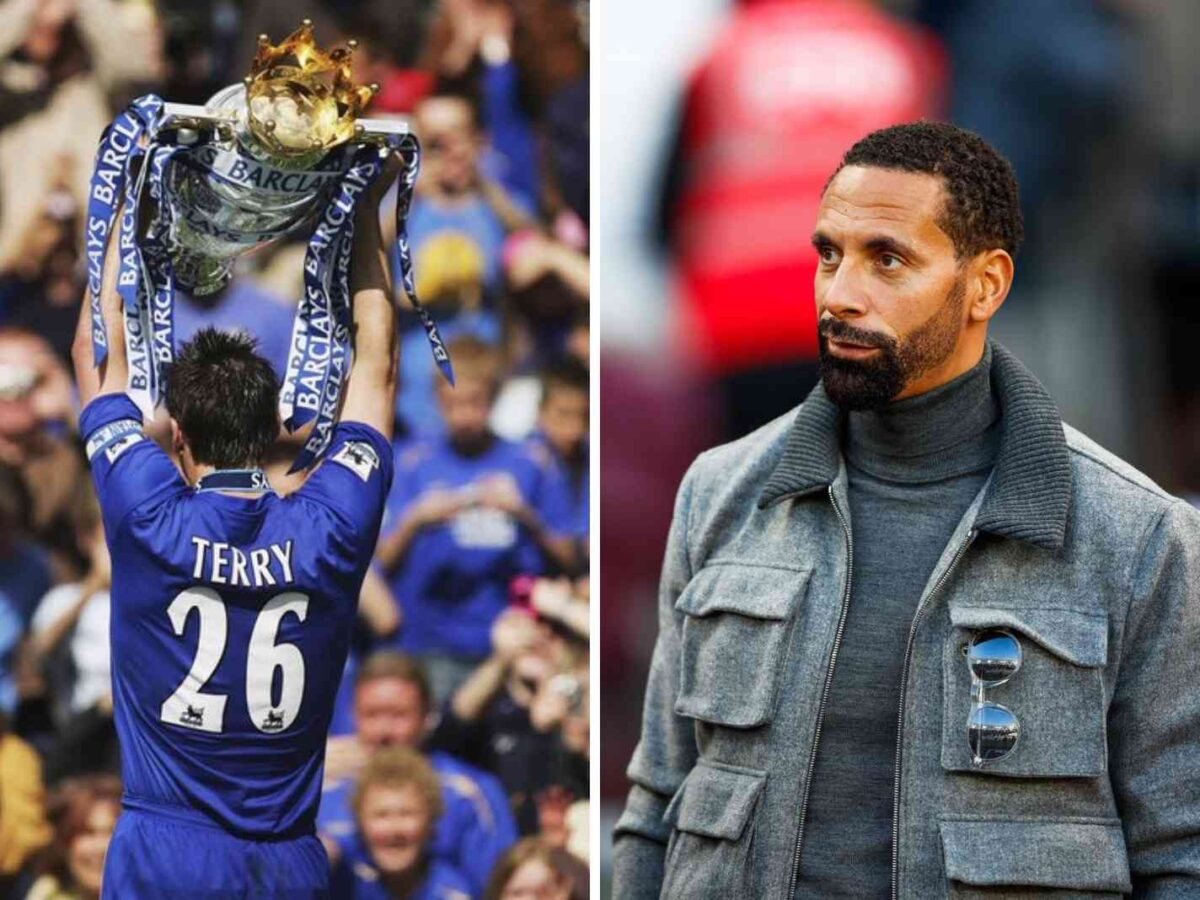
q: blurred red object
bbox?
[666,0,945,374]
[509,573,538,615]
[373,69,435,115]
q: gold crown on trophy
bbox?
[243,20,379,157]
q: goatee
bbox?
[818,278,966,411]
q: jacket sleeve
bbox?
[611,459,702,899]
[1109,499,1200,897]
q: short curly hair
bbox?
[831,121,1023,260]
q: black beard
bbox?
[818,278,966,411]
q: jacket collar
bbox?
[758,341,1072,550]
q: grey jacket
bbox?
[612,344,1200,899]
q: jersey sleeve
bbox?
[296,422,395,554]
[80,394,186,535]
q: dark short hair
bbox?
[833,121,1024,260]
[539,356,589,405]
[163,328,280,469]
[356,651,432,712]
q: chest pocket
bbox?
[942,604,1108,777]
[674,561,809,728]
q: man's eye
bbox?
[879,253,903,270]
[817,246,840,264]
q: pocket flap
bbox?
[664,760,766,841]
[949,605,1107,667]
[675,562,810,620]
[940,819,1130,891]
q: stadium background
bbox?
[597,0,1199,893]
[0,0,590,897]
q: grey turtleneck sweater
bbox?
[794,346,1001,897]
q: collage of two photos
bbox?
[2,0,1200,898]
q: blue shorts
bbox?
[102,807,331,899]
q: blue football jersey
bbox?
[80,394,393,838]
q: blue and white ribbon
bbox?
[84,94,163,368]
[142,143,183,400]
[392,134,454,388]
[88,97,452,465]
[283,144,387,471]
[282,134,453,471]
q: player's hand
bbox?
[360,149,407,213]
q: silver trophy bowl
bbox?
[156,84,411,295]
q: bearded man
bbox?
[612,122,1200,898]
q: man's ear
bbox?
[968,249,1014,324]
[169,418,184,455]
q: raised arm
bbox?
[339,151,405,441]
[71,207,128,408]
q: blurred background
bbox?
[598,0,1199,892]
[0,1,589,898]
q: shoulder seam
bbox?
[1065,443,1171,503]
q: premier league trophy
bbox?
[84,21,452,471]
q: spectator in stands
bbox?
[0,328,87,570]
[408,90,529,307]
[0,717,52,897]
[376,336,575,703]
[320,652,517,897]
[26,493,117,783]
[331,747,473,900]
[0,154,81,363]
[394,90,531,440]
[484,838,585,900]
[528,358,589,554]
[0,0,163,267]
[23,774,121,900]
[433,609,588,835]
[0,464,52,721]
[504,231,590,366]
[422,0,538,213]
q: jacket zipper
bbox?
[890,527,977,900]
[787,485,854,900]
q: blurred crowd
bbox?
[599,0,1200,888]
[0,1,589,898]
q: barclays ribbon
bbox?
[117,127,157,416]
[285,145,385,471]
[84,94,163,368]
[89,97,453,465]
[141,142,183,405]
[392,134,453,386]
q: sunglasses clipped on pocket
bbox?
[965,629,1022,766]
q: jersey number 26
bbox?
[159,587,308,735]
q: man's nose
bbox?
[820,262,869,319]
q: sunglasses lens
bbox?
[968,702,1020,763]
[967,630,1021,686]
